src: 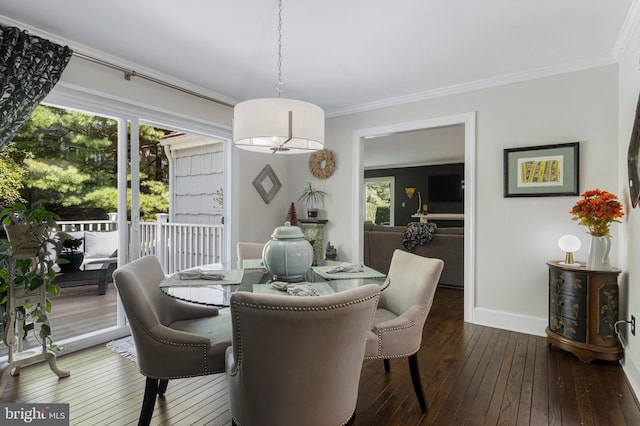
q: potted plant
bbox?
[297,182,326,219]
[0,201,63,350]
[1,202,56,258]
[57,234,84,272]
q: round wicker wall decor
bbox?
[309,149,335,179]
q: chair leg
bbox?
[408,353,428,412]
[158,379,169,396]
[383,358,390,372]
[139,378,159,426]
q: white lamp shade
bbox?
[233,98,325,154]
[558,234,581,253]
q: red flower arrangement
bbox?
[569,189,624,237]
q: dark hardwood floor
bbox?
[1,287,639,425]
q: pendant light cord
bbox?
[276,0,284,98]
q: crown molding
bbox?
[327,56,617,118]
[613,0,640,61]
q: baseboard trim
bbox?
[621,344,640,402]
[472,307,547,337]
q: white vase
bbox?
[586,235,611,270]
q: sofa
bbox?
[52,230,119,295]
[363,222,464,288]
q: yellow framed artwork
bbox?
[504,142,579,197]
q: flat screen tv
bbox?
[428,174,464,202]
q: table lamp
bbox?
[558,234,581,264]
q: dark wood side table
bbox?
[546,260,622,362]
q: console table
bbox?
[546,261,622,362]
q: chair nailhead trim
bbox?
[230,293,380,371]
[118,291,218,379]
[366,296,434,359]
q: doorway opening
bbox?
[352,112,476,323]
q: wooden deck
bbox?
[1,287,639,425]
[0,281,118,358]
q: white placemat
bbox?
[253,282,336,296]
[242,259,265,270]
[160,268,244,287]
[311,264,386,280]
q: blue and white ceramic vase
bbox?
[586,235,611,271]
[263,222,314,281]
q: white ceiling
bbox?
[364,125,465,169]
[0,1,635,169]
[0,0,634,117]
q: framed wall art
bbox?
[253,164,282,204]
[628,93,640,208]
[504,142,579,197]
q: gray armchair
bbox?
[226,284,381,426]
[364,249,444,412]
[112,255,232,425]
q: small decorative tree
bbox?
[286,202,299,226]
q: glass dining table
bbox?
[159,261,388,307]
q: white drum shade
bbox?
[233,98,325,154]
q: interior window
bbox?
[364,176,394,226]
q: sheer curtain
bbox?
[0,24,72,147]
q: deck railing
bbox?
[54,213,224,275]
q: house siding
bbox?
[173,143,224,224]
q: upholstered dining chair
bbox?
[112,255,232,426]
[236,242,265,268]
[226,284,381,426]
[364,249,444,412]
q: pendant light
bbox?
[233,0,325,154]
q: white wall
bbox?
[289,65,619,335]
[233,150,291,245]
[618,15,640,401]
[51,44,623,337]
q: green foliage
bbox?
[59,233,84,253]
[0,200,60,227]
[366,182,392,224]
[3,104,170,219]
[84,182,168,221]
[24,158,90,205]
[0,201,63,350]
[298,182,326,208]
[366,182,391,205]
[375,206,391,224]
[0,144,27,206]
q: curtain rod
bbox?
[73,52,234,108]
